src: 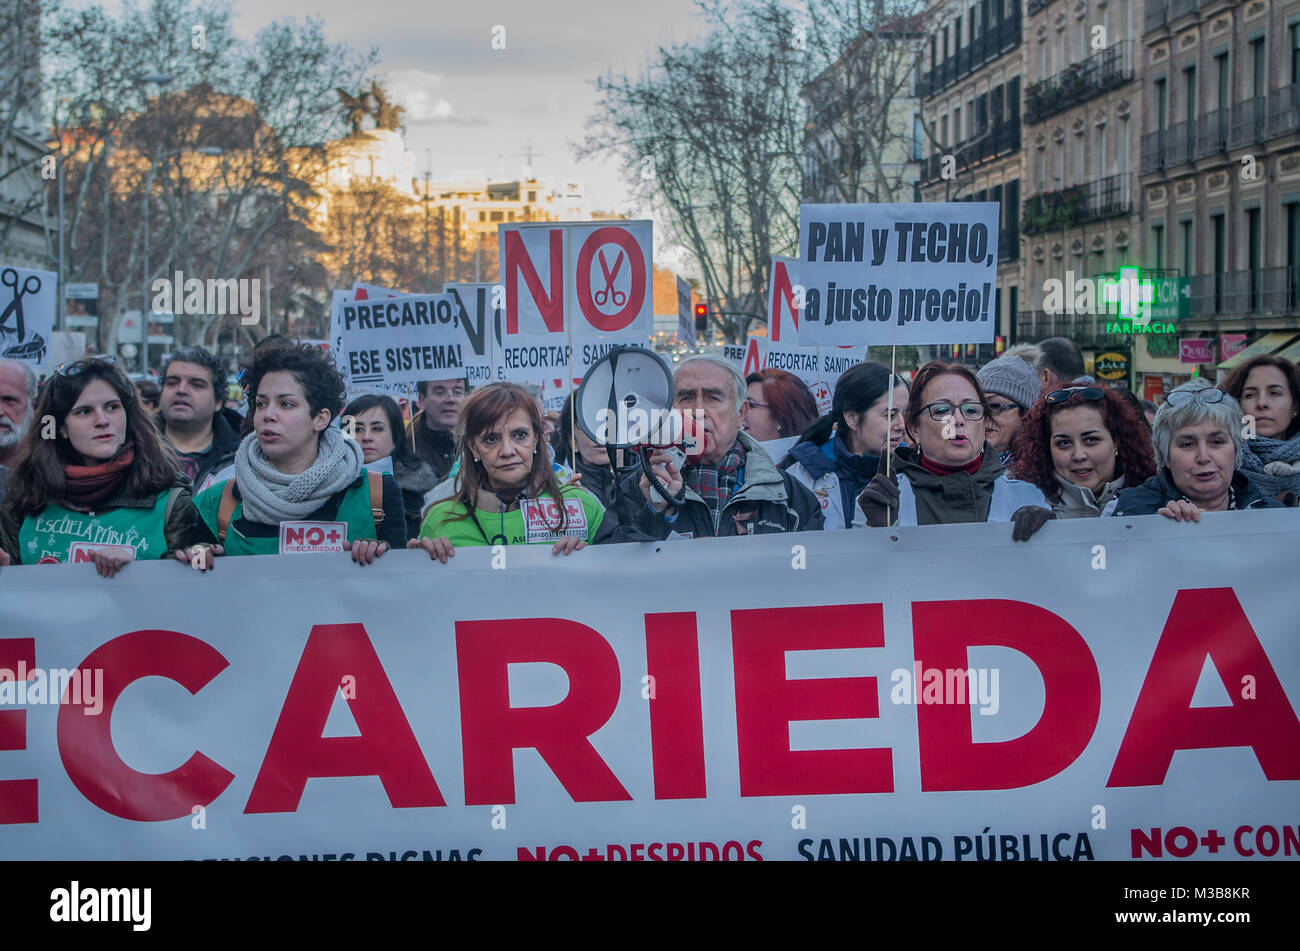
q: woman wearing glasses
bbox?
[743,369,820,460]
[414,382,617,564]
[1103,379,1283,519]
[191,343,407,561]
[856,361,1052,538]
[0,357,215,575]
[1007,383,1156,517]
[781,362,908,530]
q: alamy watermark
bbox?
[890,662,1000,716]
[0,662,104,715]
[151,270,260,325]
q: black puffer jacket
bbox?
[1103,468,1282,516]
[618,432,825,539]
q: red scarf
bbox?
[918,452,983,476]
[63,448,135,508]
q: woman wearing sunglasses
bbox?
[1007,383,1156,517]
[414,383,621,564]
[0,357,215,576]
[856,361,1052,539]
[1103,379,1283,519]
[191,343,407,562]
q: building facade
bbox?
[1,0,53,269]
[918,0,1025,365]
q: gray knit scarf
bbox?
[234,426,364,525]
[1239,430,1300,502]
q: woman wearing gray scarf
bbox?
[1224,356,1300,507]
[192,344,408,559]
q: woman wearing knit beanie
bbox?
[1223,356,1300,507]
[192,344,407,561]
[976,354,1043,467]
[0,357,211,576]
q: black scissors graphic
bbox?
[0,268,41,342]
[594,249,627,307]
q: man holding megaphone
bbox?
[621,357,824,539]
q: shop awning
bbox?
[1218,332,1300,370]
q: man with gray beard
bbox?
[0,359,37,503]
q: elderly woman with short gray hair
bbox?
[1102,379,1282,520]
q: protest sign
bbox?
[795,204,999,348]
[725,332,864,415]
[444,282,504,387]
[500,221,653,339]
[330,291,486,390]
[4,511,1296,860]
[0,265,56,366]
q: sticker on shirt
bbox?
[68,542,138,564]
[666,530,694,540]
[279,521,348,554]
[522,498,588,544]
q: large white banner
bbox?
[499,221,654,339]
[2,512,1297,860]
[795,204,999,348]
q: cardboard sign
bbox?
[0,265,56,367]
[278,521,348,554]
[67,542,137,564]
[500,221,654,339]
[795,204,999,347]
[522,497,587,543]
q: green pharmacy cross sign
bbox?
[1101,268,1187,334]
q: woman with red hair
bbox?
[1008,382,1155,517]
[743,369,820,459]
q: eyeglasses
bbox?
[1164,387,1226,408]
[744,398,770,411]
[919,400,986,421]
[55,355,117,377]
[987,401,1021,416]
[1045,386,1105,404]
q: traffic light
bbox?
[694,302,708,334]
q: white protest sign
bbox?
[45,331,87,372]
[676,276,695,348]
[2,512,1297,860]
[723,333,863,416]
[500,221,654,339]
[795,203,999,347]
[333,292,480,389]
[0,266,56,367]
[444,282,504,387]
[497,333,649,387]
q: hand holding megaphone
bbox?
[639,450,685,513]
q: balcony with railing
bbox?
[999,224,1019,262]
[1195,109,1229,158]
[1267,84,1300,138]
[1144,0,1167,32]
[1229,96,1266,148]
[1020,173,1133,235]
[1024,42,1132,125]
[1188,267,1297,316]
[920,119,1021,183]
[1016,311,1129,347]
[1163,120,1195,167]
[917,12,1022,99]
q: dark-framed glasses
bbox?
[1045,386,1105,404]
[920,400,986,421]
[1164,387,1226,408]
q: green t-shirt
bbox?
[419,484,605,547]
[17,490,173,565]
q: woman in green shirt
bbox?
[0,357,213,576]
[193,343,406,561]
[414,383,617,564]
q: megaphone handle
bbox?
[640,447,687,510]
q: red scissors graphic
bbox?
[0,268,42,342]
[594,249,627,307]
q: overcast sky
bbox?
[216,0,713,213]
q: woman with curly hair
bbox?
[1222,355,1300,506]
[1008,381,1156,518]
[192,343,407,562]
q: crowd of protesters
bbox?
[0,333,1295,574]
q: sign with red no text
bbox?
[279,521,348,554]
[500,221,653,339]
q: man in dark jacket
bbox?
[621,357,824,539]
[158,346,240,493]
[408,377,464,481]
